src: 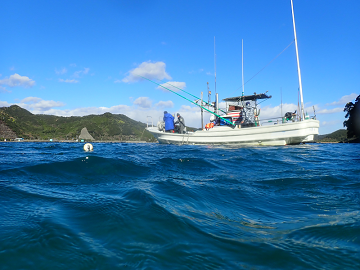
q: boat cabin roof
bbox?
[223,93,271,102]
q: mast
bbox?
[281,87,283,122]
[214,36,217,98]
[291,0,305,120]
[242,39,244,98]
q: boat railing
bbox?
[259,117,286,126]
[146,116,153,128]
[258,115,316,126]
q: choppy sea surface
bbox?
[0,142,359,270]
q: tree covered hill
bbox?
[0,105,156,141]
[315,129,348,143]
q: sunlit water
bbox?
[0,142,359,269]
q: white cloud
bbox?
[122,61,172,83]
[59,79,79,83]
[0,73,35,88]
[36,105,130,117]
[156,81,186,92]
[258,103,298,119]
[155,100,174,108]
[21,103,134,118]
[133,97,152,108]
[173,105,206,128]
[73,71,82,78]
[73,68,90,78]
[11,97,66,113]
[317,107,343,114]
[0,100,11,107]
[321,120,342,127]
[24,100,65,111]
[179,104,202,112]
[326,93,358,106]
[21,97,42,103]
[55,68,67,75]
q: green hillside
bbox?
[315,129,347,143]
[0,105,156,141]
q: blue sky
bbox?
[1,0,359,135]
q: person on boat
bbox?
[163,111,175,133]
[174,113,185,134]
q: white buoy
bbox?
[83,143,93,152]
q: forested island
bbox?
[0,105,156,142]
[314,129,353,143]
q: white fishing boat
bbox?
[145,0,319,146]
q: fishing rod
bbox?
[140,76,235,126]
[164,81,227,114]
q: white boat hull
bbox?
[146,119,319,146]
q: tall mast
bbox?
[291,0,305,120]
[242,39,244,98]
[214,36,217,97]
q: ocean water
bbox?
[0,142,359,270]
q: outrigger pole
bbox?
[164,81,227,114]
[140,76,235,126]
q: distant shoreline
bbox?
[0,140,155,143]
[1,140,357,144]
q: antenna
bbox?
[214,36,217,97]
[207,82,211,108]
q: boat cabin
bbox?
[222,92,271,127]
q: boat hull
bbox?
[146,119,319,146]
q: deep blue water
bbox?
[0,142,359,269]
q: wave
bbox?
[0,143,360,269]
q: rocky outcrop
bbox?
[0,120,17,139]
[79,127,95,140]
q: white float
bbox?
[83,143,93,151]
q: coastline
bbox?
[0,140,155,143]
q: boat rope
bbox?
[141,76,235,126]
[230,40,295,96]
